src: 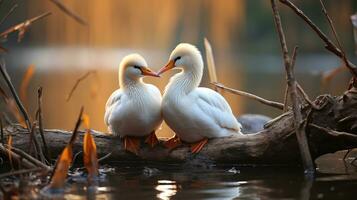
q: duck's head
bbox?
[119,54,159,80]
[157,43,203,75]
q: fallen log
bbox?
[2,88,357,167]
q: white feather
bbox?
[162,43,243,143]
[104,54,162,137]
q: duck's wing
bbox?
[194,88,242,133]
[104,89,122,126]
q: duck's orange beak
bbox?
[157,60,175,75]
[141,67,160,77]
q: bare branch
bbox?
[69,107,84,146]
[283,46,299,112]
[309,124,357,141]
[0,168,44,180]
[28,121,46,163]
[0,4,18,26]
[36,87,50,161]
[279,0,357,77]
[0,12,51,42]
[211,82,285,110]
[296,83,318,109]
[98,152,112,163]
[319,0,351,80]
[9,146,50,170]
[66,71,95,102]
[283,86,289,112]
[48,0,88,26]
[0,61,32,131]
[0,144,37,168]
[271,0,314,173]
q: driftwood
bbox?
[0,0,356,171]
[2,88,357,167]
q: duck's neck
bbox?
[119,75,145,96]
[164,65,203,99]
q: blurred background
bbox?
[1,0,357,137]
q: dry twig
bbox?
[296,83,318,109]
[0,61,31,130]
[66,71,95,102]
[0,4,18,26]
[283,84,289,112]
[48,0,88,26]
[0,12,51,42]
[98,152,112,163]
[36,87,50,161]
[69,106,84,146]
[283,46,298,112]
[0,144,36,169]
[271,0,314,173]
[279,0,357,77]
[343,149,352,161]
[28,121,46,164]
[9,146,50,170]
[319,0,350,72]
[211,82,285,110]
[309,124,357,141]
[0,168,43,180]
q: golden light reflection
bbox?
[155,180,178,200]
[63,186,112,200]
[64,194,85,200]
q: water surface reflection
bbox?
[155,180,178,200]
[61,154,357,200]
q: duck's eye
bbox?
[133,66,141,69]
[174,56,181,62]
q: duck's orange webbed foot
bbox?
[191,138,208,153]
[145,131,159,148]
[164,135,182,150]
[123,136,140,155]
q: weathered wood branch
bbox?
[271,0,314,172]
[1,89,357,167]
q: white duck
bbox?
[104,54,162,154]
[157,43,243,153]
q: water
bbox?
[61,150,357,200]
